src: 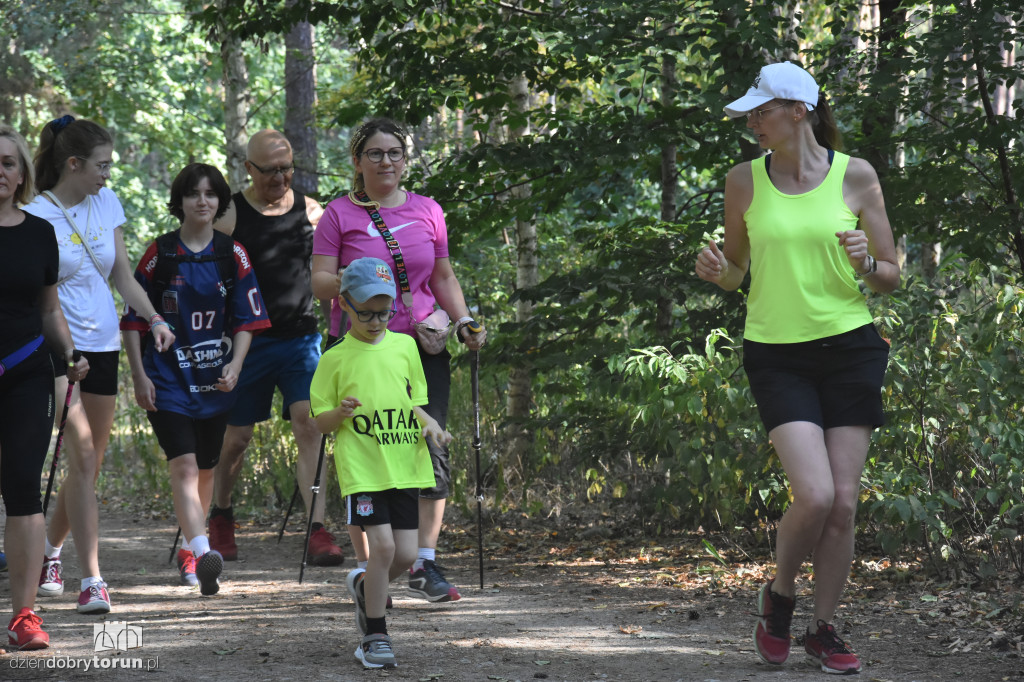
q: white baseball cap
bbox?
[724,62,819,118]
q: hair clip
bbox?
[49,114,76,134]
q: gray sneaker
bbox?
[408,560,461,602]
[346,568,367,635]
[355,633,396,669]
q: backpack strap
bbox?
[148,229,237,316]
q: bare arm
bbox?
[218,330,253,392]
[695,164,752,291]
[312,253,342,301]
[414,405,452,448]
[313,396,362,435]
[838,157,900,294]
[429,257,486,349]
[39,284,89,381]
[122,329,155,411]
[110,228,175,352]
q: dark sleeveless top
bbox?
[231,190,317,337]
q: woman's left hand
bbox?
[836,229,871,273]
[460,322,487,350]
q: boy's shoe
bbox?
[38,556,64,596]
[753,578,795,665]
[346,568,368,635]
[355,633,396,669]
[307,527,344,566]
[77,582,111,614]
[805,619,862,674]
[208,512,238,561]
[196,550,223,596]
[408,559,461,602]
[177,549,199,587]
[7,608,49,650]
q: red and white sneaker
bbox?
[37,556,63,596]
[805,619,862,674]
[77,582,111,614]
[753,578,795,665]
[177,549,199,587]
[8,608,49,650]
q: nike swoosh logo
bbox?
[367,220,417,237]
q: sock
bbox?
[210,505,233,520]
[412,548,435,571]
[311,522,325,533]
[81,576,104,591]
[44,539,62,559]
[366,616,388,636]
[190,535,211,557]
[180,538,191,552]
[358,560,368,570]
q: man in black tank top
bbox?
[208,130,344,566]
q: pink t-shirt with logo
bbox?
[313,192,449,337]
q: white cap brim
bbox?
[724,93,774,118]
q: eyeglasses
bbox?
[77,157,112,174]
[248,161,295,176]
[358,147,405,164]
[342,294,397,323]
[745,103,788,121]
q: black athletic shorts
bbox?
[742,323,890,433]
[146,410,229,469]
[346,488,419,529]
[52,349,119,396]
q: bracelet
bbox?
[455,315,474,327]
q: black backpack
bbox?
[147,229,236,319]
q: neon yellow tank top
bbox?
[743,152,872,343]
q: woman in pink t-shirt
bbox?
[312,118,485,605]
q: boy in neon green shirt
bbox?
[310,257,450,669]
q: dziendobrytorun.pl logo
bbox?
[7,621,159,672]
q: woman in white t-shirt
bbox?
[24,116,175,614]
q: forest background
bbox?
[2,0,1023,585]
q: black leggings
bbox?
[0,348,55,516]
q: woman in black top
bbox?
[0,124,89,650]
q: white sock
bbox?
[413,548,435,571]
[189,535,211,557]
[180,538,192,552]
[357,560,368,570]
[45,539,62,559]
[81,576,104,591]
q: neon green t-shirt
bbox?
[743,152,873,343]
[309,331,436,497]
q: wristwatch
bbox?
[856,255,877,277]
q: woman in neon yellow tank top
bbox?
[696,62,900,675]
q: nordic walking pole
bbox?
[168,527,181,564]
[298,329,344,583]
[460,319,485,589]
[43,350,82,517]
[299,434,327,584]
[278,483,299,543]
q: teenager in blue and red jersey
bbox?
[121,164,270,596]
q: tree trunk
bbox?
[220,0,250,191]
[284,8,318,195]
[505,72,536,480]
[655,50,677,338]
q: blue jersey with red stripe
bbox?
[121,235,271,418]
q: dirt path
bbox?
[1,511,1020,681]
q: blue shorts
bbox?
[227,332,321,426]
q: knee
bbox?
[394,545,418,570]
[795,485,835,517]
[220,428,253,458]
[371,538,396,563]
[824,490,859,531]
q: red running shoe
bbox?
[8,608,49,650]
[307,527,344,566]
[208,511,238,561]
[753,578,795,665]
[805,619,862,674]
